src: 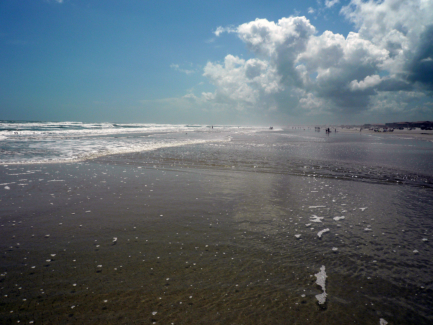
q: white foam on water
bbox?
[379,318,388,325]
[310,215,324,223]
[0,122,264,139]
[333,216,345,221]
[315,292,327,305]
[317,228,330,238]
[1,122,263,164]
[295,234,301,239]
[3,137,231,165]
[309,206,326,209]
[359,207,368,211]
[315,266,326,289]
[315,265,327,305]
[4,186,10,190]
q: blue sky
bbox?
[1,0,432,125]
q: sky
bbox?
[0,0,432,125]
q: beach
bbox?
[1,124,433,324]
[339,127,433,142]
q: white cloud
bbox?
[350,75,382,91]
[202,54,282,110]
[170,64,196,75]
[299,92,328,113]
[196,0,433,119]
[367,90,426,113]
[236,17,316,58]
[325,0,339,8]
[308,7,315,14]
[341,0,433,78]
[213,26,237,37]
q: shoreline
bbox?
[337,127,433,141]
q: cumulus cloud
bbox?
[350,75,382,91]
[406,24,433,88]
[199,0,433,119]
[203,54,282,110]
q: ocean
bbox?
[1,121,433,324]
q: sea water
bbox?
[0,121,262,164]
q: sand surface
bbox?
[1,142,432,324]
[337,127,433,141]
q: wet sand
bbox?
[1,159,432,324]
[338,128,433,142]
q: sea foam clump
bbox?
[317,228,330,238]
[310,215,324,223]
[315,265,327,305]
